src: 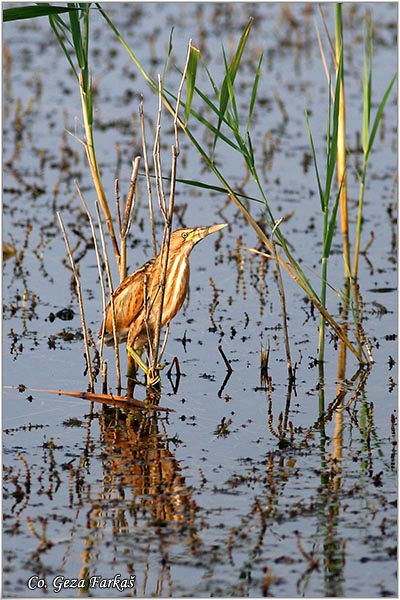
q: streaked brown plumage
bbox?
[101,224,227,352]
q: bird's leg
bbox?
[126,351,138,398]
[127,346,148,375]
[127,346,161,386]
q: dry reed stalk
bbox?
[317,5,336,71]
[119,156,141,281]
[57,212,94,392]
[79,74,121,274]
[139,98,158,256]
[335,7,351,278]
[271,219,293,383]
[315,22,333,100]
[95,201,122,393]
[74,182,108,363]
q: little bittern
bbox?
[101,224,227,373]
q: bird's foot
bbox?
[147,370,161,388]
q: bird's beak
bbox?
[193,223,227,241]
[206,223,228,235]
[185,223,227,245]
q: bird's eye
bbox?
[181,232,188,240]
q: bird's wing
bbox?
[103,258,155,336]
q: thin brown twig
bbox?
[140,98,158,256]
[158,323,170,363]
[120,156,141,280]
[95,202,122,393]
[123,157,141,236]
[153,76,168,219]
[57,212,94,392]
[271,219,293,382]
[74,182,108,364]
[318,4,337,67]
[314,20,334,101]
[115,178,122,240]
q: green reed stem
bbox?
[306,55,342,367]
[353,14,397,282]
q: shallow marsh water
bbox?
[2,3,397,597]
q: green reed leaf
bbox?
[324,185,341,258]
[3,4,75,22]
[247,53,263,133]
[69,7,86,72]
[324,53,342,202]
[304,110,323,210]
[184,43,200,125]
[213,18,253,151]
[48,13,79,80]
[362,16,372,154]
[365,73,397,163]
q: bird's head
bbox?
[169,223,227,255]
